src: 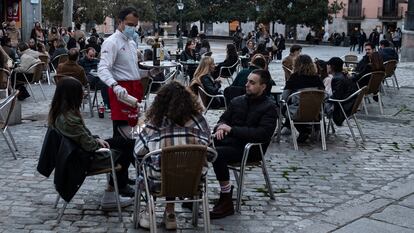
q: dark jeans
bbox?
[87,74,109,108]
[212,137,261,181]
[105,120,135,188]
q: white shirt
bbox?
[98,30,140,87]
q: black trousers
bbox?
[212,137,261,181]
[106,120,135,188]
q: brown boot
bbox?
[210,186,234,219]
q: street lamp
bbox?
[177,0,184,50]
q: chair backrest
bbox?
[54,74,69,84]
[344,54,358,62]
[140,76,153,97]
[203,51,212,57]
[27,62,45,83]
[0,68,11,90]
[38,55,50,65]
[365,71,386,94]
[219,59,240,78]
[0,90,19,130]
[383,60,397,78]
[350,86,368,115]
[160,145,207,197]
[197,85,210,108]
[282,65,293,81]
[289,89,325,122]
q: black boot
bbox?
[210,186,234,219]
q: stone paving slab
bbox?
[332,218,414,233]
[371,205,414,229]
[1,44,414,232]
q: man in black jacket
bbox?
[210,69,277,219]
[379,39,399,62]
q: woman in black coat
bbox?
[212,44,239,79]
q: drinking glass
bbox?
[127,110,138,137]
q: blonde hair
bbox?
[189,56,215,94]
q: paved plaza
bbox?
[1,42,414,232]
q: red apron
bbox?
[108,80,143,121]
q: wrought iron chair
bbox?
[227,142,275,212]
[54,147,123,223]
[133,145,217,232]
[197,86,227,115]
[356,71,386,115]
[0,90,20,159]
[383,59,399,91]
[218,59,240,85]
[13,62,47,102]
[282,89,327,150]
[327,86,368,146]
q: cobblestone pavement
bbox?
[1,43,414,232]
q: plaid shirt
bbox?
[134,114,212,193]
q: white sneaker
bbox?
[101,190,133,210]
[139,209,150,229]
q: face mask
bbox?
[123,25,135,39]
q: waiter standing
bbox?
[98,6,142,196]
[98,6,143,133]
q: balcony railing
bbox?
[378,6,404,20]
[343,6,365,20]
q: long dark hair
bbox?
[146,81,203,127]
[185,40,194,54]
[226,43,238,60]
[48,77,84,127]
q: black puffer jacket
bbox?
[218,94,277,146]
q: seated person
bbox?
[282,44,302,81]
[212,43,239,79]
[12,42,41,100]
[51,38,68,68]
[241,39,255,68]
[180,40,198,80]
[379,39,398,62]
[47,77,133,209]
[190,56,225,109]
[37,42,50,58]
[352,44,384,88]
[57,48,87,85]
[281,54,325,142]
[78,47,110,109]
[198,39,211,56]
[86,36,101,55]
[210,69,277,219]
[223,54,267,103]
[326,57,358,125]
[1,37,19,62]
[134,81,211,230]
[315,59,332,96]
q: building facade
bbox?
[0,0,42,42]
[329,0,408,35]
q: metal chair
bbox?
[0,68,11,98]
[133,145,217,233]
[0,90,20,159]
[140,76,153,111]
[38,55,52,85]
[383,60,399,91]
[13,62,47,102]
[356,71,386,115]
[282,89,327,150]
[51,54,68,73]
[197,86,227,115]
[54,147,123,223]
[344,54,358,67]
[282,65,293,81]
[148,69,177,94]
[227,143,275,213]
[218,59,240,85]
[327,86,368,146]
